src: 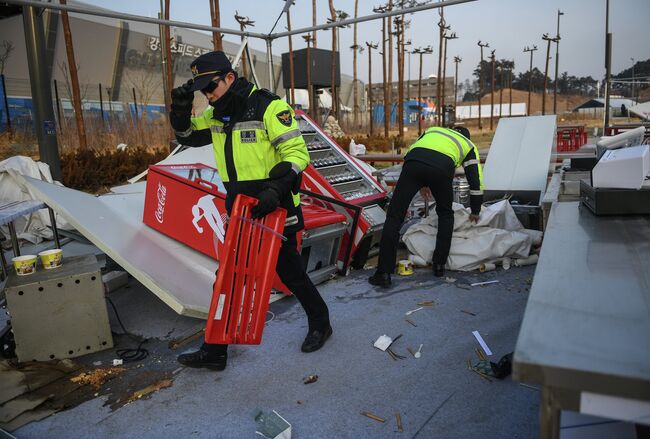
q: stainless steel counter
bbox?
[513,201,650,438]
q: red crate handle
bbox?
[205,194,287,345]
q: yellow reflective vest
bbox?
[186,86,308,208]
[409,127,484,189]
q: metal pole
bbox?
[53,78,62,131]
[524,46,537,116]
[382,16,389,138]
[367,43,374,136]
[509,63,513,115]
[1,74,11,134]
[553,10,563,115]
[274,0,478,39]
[453,56,460,111]
[603,0,611,130]
[98,82,105,125]
[22,5,61,181]
[477,41,488,130]
[542,34,553,116]
[132,87,139,119]
[5,0,266,39]
[417,52,423,135]
[490,50,495,130]
[265,39,274,93]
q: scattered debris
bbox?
[445,277,457,283]
[514,254,539,267]
[470,280,500,287]
[254,409,292,439]
[92,361,102,367]
[126,379,173,403]
[407,347,416,357]
[456,283,472,290]
[395,412,404,433]
[405,307,423,316]
[373,335,393,352]
[405,318,417,327]
[303,375,318,385]
[460,310,477,316]
[471,331,493,356]
[168,328,206,350]
[417,300,435,307]
[414,344,423,359]
[479,263,496,273]
[112,359,123,366]
[361,411,386,423]
[296,400,303,405]
[466,358,492,383]
[70,367,125,390]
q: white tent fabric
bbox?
[0,156,70,245]
[403,200,543,271]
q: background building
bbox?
[0,1,361,125]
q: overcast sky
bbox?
[80,0,650,85]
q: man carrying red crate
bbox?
[169,51,332,370]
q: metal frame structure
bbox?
[4,0,477,91]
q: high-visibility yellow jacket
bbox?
[409,127,484,190]
[173,82,308,229]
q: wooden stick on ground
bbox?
[361,411,386,423]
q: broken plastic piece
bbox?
[303,375,318,384]
[405,306,423,316]
[472,331,493,356]
[373,335,393,351]
[254,409,292,439]
[414,344,423,359]
[470,280,500,287]
[112,359,123,366]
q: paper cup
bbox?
[38,249,63,269]
[12,255,37,276]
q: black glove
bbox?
[170,81,194,114]
[250,187,280,219]
[266,161,299,201]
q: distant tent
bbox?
[572,98,637,116]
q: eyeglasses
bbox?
[200,75,226,95]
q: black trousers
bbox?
[377,158,455,274]
[203,232,329,355]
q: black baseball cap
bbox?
[188,51,233,92]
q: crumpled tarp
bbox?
[402,200,543,271]
[0,156,69,245]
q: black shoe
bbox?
[369,272,392,287]
[177,349,227,371]
[301,325,333,353]
[433,264,445,277]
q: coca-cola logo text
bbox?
[155,182,167,223]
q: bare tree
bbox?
[125,68,163,117]
[0,40,15,75]
[57,61,90,103]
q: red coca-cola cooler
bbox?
[144,163,229,261]
[143,163,348,291]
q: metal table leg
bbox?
[7,221,20,257]
[48,207,61,249]
[540,386,561,439]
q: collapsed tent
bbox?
[0,156,69,245]
[403,200,543,271]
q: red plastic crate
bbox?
[205,195,287,345]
